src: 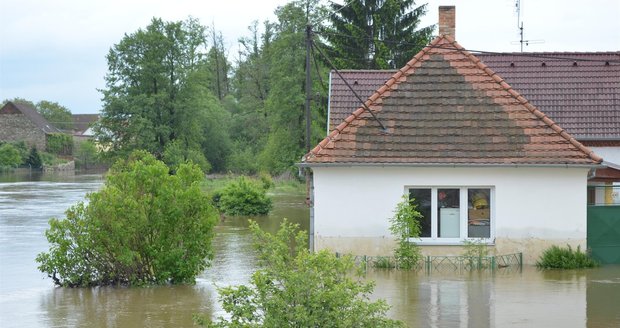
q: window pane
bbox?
[468,188,491,238]
[438,189,460,237]
[409,189,431,237]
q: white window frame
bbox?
[405,186,495,245]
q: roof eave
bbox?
[297,162,603,169]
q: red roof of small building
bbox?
[304,36,601,166]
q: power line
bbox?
[311,38,388,132]
[316,30,620,64]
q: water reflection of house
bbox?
[0,101,63,151]
[300,7,610,264]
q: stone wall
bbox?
[0,113,47,150]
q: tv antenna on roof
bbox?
[511,0,544,52]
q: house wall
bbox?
[312,166,589,264]
[0,112,47,150]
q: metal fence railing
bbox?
[337,252,523,273]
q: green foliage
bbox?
[327,0,434,69]
[163,139,212,173]
[46,133,73,155]
[26,147,42,169]
[461,239,491,269]
[0,143,22,168]
[36,151,218,287]
[389,195,423,269]
[462,239,490,258]
[217,176,272,216]
[198,220,404,327]
[372,256,397,269]
[536,245,599,269]
[74,140,99,169]
[36,100,73,130]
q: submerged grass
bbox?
[536,245,599,269]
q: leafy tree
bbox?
[163,139,212,173]
[326,0,434,69]
[389,195,422,269]
[206,27,231,100]
[74,140,99,169]
[36,100,73,130]
[197,220,403,327]
[26,147,42,169]
[98,17,210,159]
[36,151,218,287]
[0,143,22,168]
[257,0,329,175]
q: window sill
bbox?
[407,238,495,246]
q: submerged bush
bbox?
[36,151,218,287]
[197,220,404,327]
[388,196,423,269]
[536,245,599,269]
[217,176,272,216]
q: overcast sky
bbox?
[1,0,619,114]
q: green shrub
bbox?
[388,196,423,269]
[197,220,404,327]
[0,143,22,168]
[462,239,491,269]
[536,245,599,269]
[46,133,73,155]
[372,256,397,269]
[217,176,273,216]
[36,151,218,287]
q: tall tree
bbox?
[206,26,230,100]
[257,0,329,175]
[97,17,209,160]
[326,0,434,69]
[37,100,73,130]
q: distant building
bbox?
[0,101,62,151]
[72,114,99,142]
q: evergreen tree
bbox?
[26,147,42,169]
[326,0,434,69]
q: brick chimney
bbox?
[438,6,456,39]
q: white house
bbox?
[300,7,603,264]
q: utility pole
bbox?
[304,23,314,252]
[305,24,312,154]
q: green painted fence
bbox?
[587,205,620,264]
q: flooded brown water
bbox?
[1,173,619,327]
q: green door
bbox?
[587,205,620,264]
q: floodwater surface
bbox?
[1,173,619,327]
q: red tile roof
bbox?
[476,52,620,140]
[328,52,620,141]
[304,36,602,166]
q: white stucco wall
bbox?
[312,166,589,263]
